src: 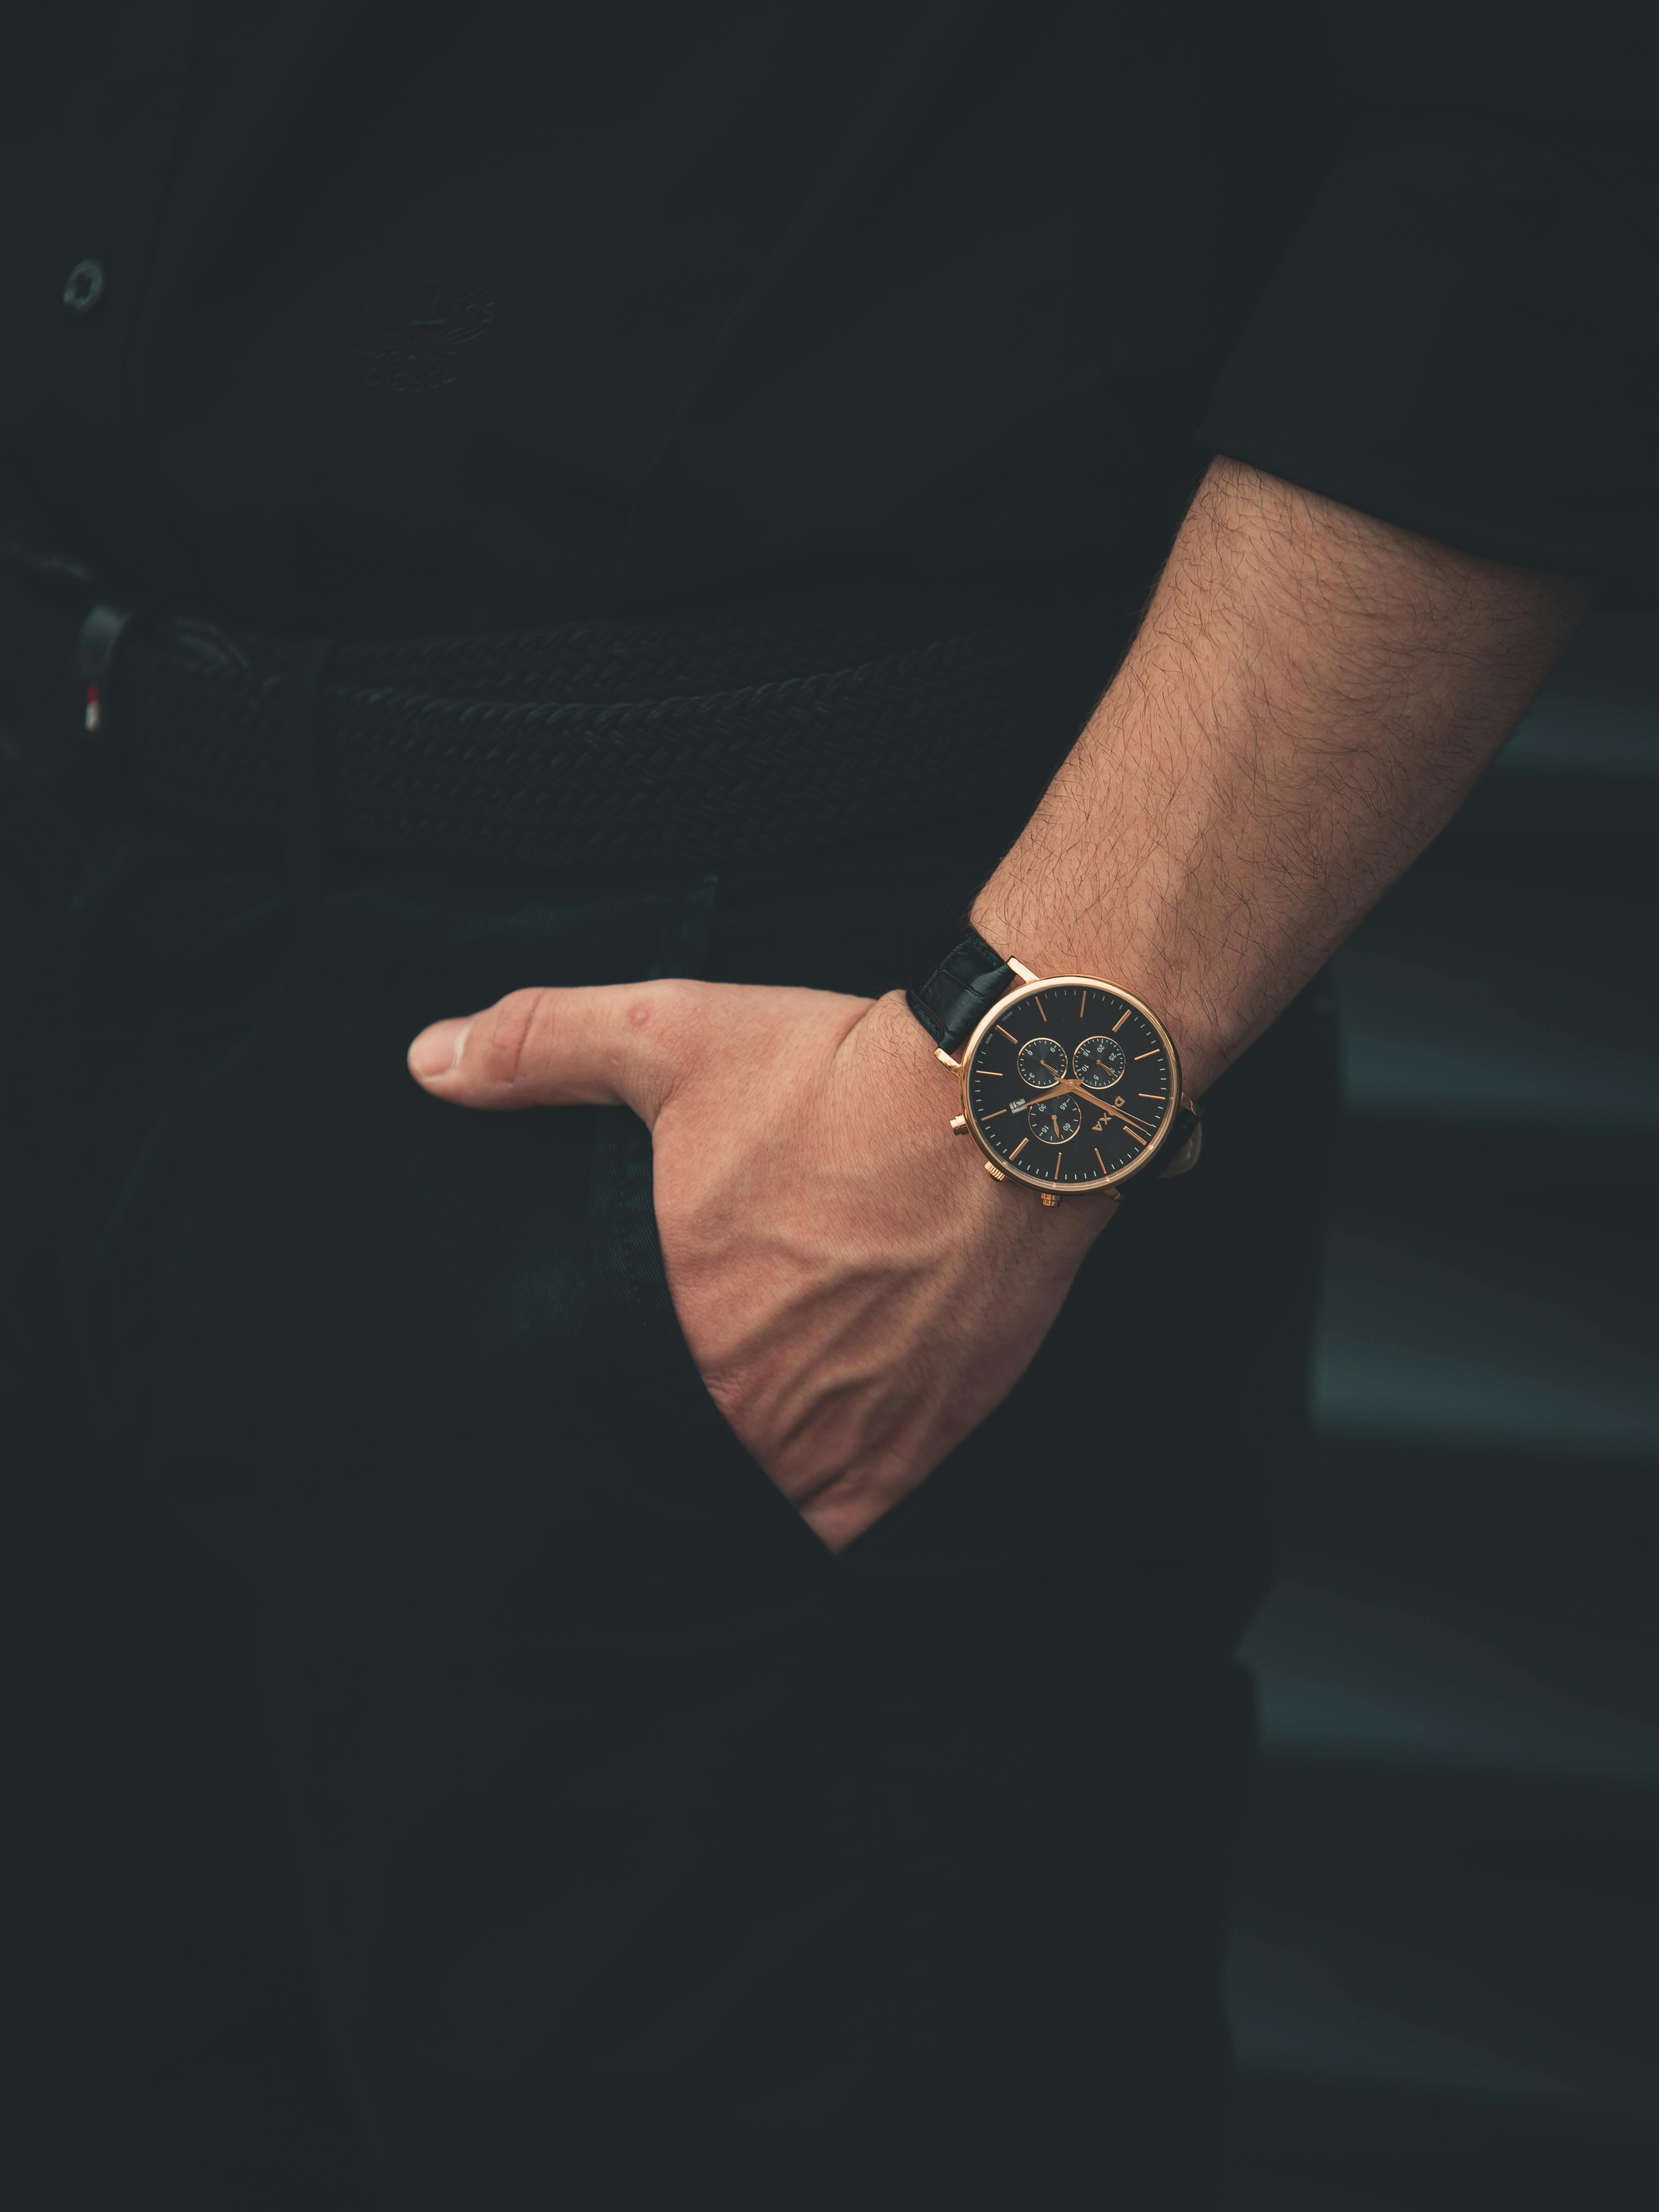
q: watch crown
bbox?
[983,1160,1006,1182]
[1040,1192,1061,1206]
[949,1114,968,1133]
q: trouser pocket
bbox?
[585,1100,830,1563]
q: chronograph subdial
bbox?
[1027,1093,1082,1146]
[1073,1034,1128,1092]
[1016,1036,1068,1090]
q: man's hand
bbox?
[407,982,1116,1552]
[404,462,1595,1555]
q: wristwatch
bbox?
[907,929,1203,1206]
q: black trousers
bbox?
[6,764,1337,2209]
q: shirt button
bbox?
[63,258,106,314]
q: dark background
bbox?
[1222,608,1659,2207]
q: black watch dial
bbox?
[964,980,1177,1191]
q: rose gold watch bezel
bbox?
[956,974,1184,1193]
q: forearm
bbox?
[972,458,1598,1097]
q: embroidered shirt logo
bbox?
[354,274,497,394]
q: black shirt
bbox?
[2,2,1654,642]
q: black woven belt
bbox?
[0,543,1120,874]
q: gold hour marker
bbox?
[976,1069,1003,1077]
[981,1107,1008,1119]
[996,1024,1018,1044]
[1094,1148,1109,1175]
[1112,1008,1132,1033]
[1034,995,1047,1021]
[1123,1128,1144,1148]
[1010,1137,1029,1158]
[1138,1093,1163,1101]
[1134,1048,1158,1061]
[1079,989,1087,1018]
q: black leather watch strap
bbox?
[905,928,1017,1056]
[1117,1096,1203,1196]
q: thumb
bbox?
[406,981,700,1122]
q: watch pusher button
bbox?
[1040,1192,1061,1206]
[949,1114,968,1132]
[983,1160,1006,1181]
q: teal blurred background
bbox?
[1224,611,1659,2207]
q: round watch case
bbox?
[949,973,1200,1199]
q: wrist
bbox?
[965,891,1230,1099]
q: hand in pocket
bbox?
[409,981,1117,1551]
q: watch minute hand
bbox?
[1050,1076,1152,1122]
[1089,1095,1158,1137]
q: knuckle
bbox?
[635,975,703,1026]
[472,986,554,1088]
[626,978,709,1080]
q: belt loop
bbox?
[75,597,153,812]
[281,634,333,886]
